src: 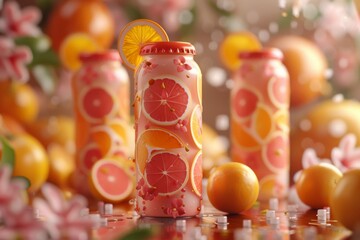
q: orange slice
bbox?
[117,19,169,70]
[219,32,262,71]
[190,104,202,149]
[191,151,203,197]
[89,158,134,203]
[251,104,273,140]
[59,33,101,71]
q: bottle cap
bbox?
[80,50,121,62]
[140,41,196,56]
[239,48,283,60]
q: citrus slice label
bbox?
[262,131,289,173]
[144,151,189,196]
[258,174,287,201]
[274,110,289,133]
[190,104,202,149]
[78,84,118,123]
[142,77,191,126]
[79,143,103,173]
[90,158,133,201]
[191,151,202,197]
[231,85,260,121]
[251,104,273,140]
[231,119,260,150]
[268,76,289,109]
[136,128,184,176]
[59,33,101,71]
[117,19,169,70]
[90,124,126,157]
[219,32,262,71]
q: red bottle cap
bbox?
[239,48,283,60]
[80,50,121,62]
[140,41,196,56]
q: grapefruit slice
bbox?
[268,76,289,109]
[142,77,191,125]
[231,85,260,122]
[191,151,203,197]
[144,151,189,196]
[251,104,273,140]
[136,128,184,176]
[117,19,169,70]
[258,174,287,201]
[79,143,103,174]
[190,105,202,149]
[89,158,134,203]
[262,131,289,173]
[78,84,118,123]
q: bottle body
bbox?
[134,42,202,217]
[71,50,130,195]
[231,48,290,202]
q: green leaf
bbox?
[31,65,58,94]
[117,228,153,240]
[12,176,31,189]
[0,136,15,170]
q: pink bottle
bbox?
[231,48,290,201]
[134,42,202,217]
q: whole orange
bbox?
[26,116,75,155]
[0,113,26,135]
[45,0,115,52]
[267,35,328,107]
[0,81,39,124]
[331,169,360,231]
[295,162,342,209]
[2,134,49,193]
[290,100,360,182]
[207,162,259,213]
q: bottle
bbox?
[71,50,130,195]
[134,41,202,217]
[231,48,290,201]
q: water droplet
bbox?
[299,119,312,132]
[216,115,229,131]
[328,119,347,138]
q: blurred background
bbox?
[3,0,360,187]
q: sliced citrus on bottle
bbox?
[78,142,103,174]
[78,83,118,123]
[142,77,191,126]
[231,119,260,150]
[262,131,289,173]
[117,19,169,70]
[190,104,202,149]
[90,125,126,157]
[268,76,290,109]
[144,151,189,196]
[219,32,262,71]
[136,128,184,176]
[59,33,102,71]
[231,84,261,122]
[251,104,273,140]
[191,151,203,197]
[258,174,287,201]
[89,158,134,203]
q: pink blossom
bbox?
[143,61,158,74]
[175,119,188,132]
[331,133,360,172]
[136,178,158,201]
[0,1,41,37]
[173,56,192,72]
[33,183,93,240]
[163,198,185,218]
[0,37,32,82]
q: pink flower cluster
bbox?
[0,1,42,82]
[0,165,93,239]
[162,198,185,218]
[136,178,159,201]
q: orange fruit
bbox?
[1,134,49,192]
[47,143,75,188]
[295,162,342,209]
[25,116,75,155]
[0,81,39,124]
[251,104,273,140]
[45,0,114,52]
[117,19,169,70]
[331,169,360,231]
[267,35,329,107]
[59,33,101,71]
[136,128,184,175]
[219,32,262,71]
[207,162,259,213]
[89,158,134,203]
[0,113,26,135]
